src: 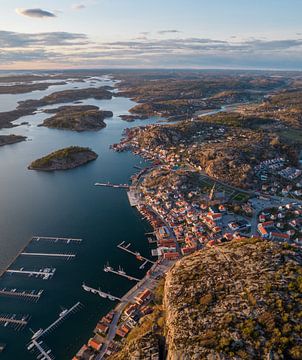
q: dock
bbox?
[6,267,56,280]
[117,242,155,269]
[28,340,54,360]
[20,252,76,260]
[31,302,83,341]
[103,264,140,282]
[0,314,30,331]
[95,182,129,189]
[32,236,82,244]
[82,283,121,301]
[0,288,43,302]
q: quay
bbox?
[0,314,30,331]
[117,241,155,268]
[32,236,82,244]
[127,189,141,207]
[0,288,43,302]
[20,252,76,260]
[6,267,56,280]
[82,283,121,301]
[95,182,129,189]
[103,264,140,282]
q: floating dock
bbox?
[117,242,155,269]
[32,236,82,244]
[20,252,76,260]
[6,267,56,280]
[82,283,121,301]
[104,264,140,282]
[0,288,43,302]
[28,340,54,360]
[31,302,83,341]
[95,182,129,189]
[0,314,30,331]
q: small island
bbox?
[0,135,27,147]
[28,146,98,171]
[40,106,113,131]
[119,114,149,122]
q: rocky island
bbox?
[0,135,26,147]
[28,146,98,171]
[39,105,113,131]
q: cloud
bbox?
[0,30,89,47]
[158,29,181,35]
[15,8,56,18]
[1,30,302,69]
[72,4,86,10]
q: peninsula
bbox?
[40,105,113,131]
[28,146,98,171]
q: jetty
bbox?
[94,182,129,189]
[6,267,56,280]
[82,283,121,301]
[32,236,82,244]
[0,314,30,331]
[103,264,140,282]
[0,288,43,302]
[20,252,76,260]
[117,242,155,269]
[31,302,83,341]
[28,340,54,360]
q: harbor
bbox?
[0,74,161,359]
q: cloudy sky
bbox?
[0,0,302,70]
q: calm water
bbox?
[0,76,158,359]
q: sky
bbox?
[0,0,302,70]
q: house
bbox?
[134,289,152,305]
[269,232,290,241]
[94,322,109,335]
[88,335,104,352]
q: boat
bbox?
[31,328,43,340]
[59,309,68,317]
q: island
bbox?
[0,135,26,147]
[119,114,149,122]
[28,146,98,171]
[39,105,113,131]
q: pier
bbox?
[32,236,82,244]
[21,252,76,260]
[6,267,56,280]
[0,288,43,302]
[103,264,140,282]
[82,283,121,301]
[117,242,155,269]
[0,314,30,331]
[28,340,54,360]
[31,302,83,341]
[94,182,129,189]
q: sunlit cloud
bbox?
[15,8,56,18]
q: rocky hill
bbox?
[111,239,302,360]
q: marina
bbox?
[20,252,76,260]
[94,182,129,189]
[82,284,122,301]
[31,236,83,244]
[5,268,56,280]
[117,241,155,269]
[0,314,30,331]
[0,74,158,359]
[103,264,140,282]
[0,288,43,302]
